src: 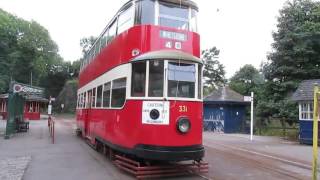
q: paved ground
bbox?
[203,132,317,180]
[0,116,318,180]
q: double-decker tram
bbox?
[76,0,204,163]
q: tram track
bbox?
[204,141,311,180]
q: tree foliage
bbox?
[80,36,97,55]
[0,8,65,94]
[229,64,264,96]
[257,0,320,123]
[202,47,226,95]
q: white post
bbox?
[250,92,254,141]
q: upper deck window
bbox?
[159,2,189,30]
[139,0,155,25]
[118,4,134,34]
[107,20,117,44]
[190,9,198,32]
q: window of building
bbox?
[107,19,117,44]
[96,85,103,108]
[131,62,146,97]
[300,102,314,120]
[118,4,134,34]
[167,62,195,98]
[149,60,164,97]
[103,82,111,108]
[159,2,189,30]
[111,78,127,108]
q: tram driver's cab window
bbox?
[111,78,127,108]
[168,62,196,98]
[131,62,146,97]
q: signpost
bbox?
[244,92,254,141]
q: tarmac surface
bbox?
[0,116,318,180]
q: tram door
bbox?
[84,90,92,138]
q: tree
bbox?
[229,64,264,95]
[257,0,320,124]
[201,47,226,95]
[80,36,97,55]
[0,9,63,93]
[55,79,78,113]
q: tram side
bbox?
[76,0,204,161]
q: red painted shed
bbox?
[0,94,48,120]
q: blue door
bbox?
[204,105,225,132]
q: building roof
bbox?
[0,93,48,103]
[292,79,320,101]
[204,86,249,105]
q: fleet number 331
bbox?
[179,105,188,112]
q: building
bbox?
[0,93,48,120]
[203,86,250,133]
[292,79,320,144]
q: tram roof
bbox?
[84,0,199,64]
[131,50,202,63]
[122,0,199,11]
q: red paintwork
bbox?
[77,100,202,148]
[24,101,42,120]
[24,112,40,120]
[79,25,200,88]
[0,101,42,120]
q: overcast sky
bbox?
[0,0,287,77]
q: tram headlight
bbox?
[150,109,160,120]
[177,118,191,134]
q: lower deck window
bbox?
[103,82,111,108]
[149,60,164,97]
[92,88,96,108]
[111,78,127,108]
[131,62,146,97]
[96,85,103,107]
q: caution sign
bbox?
[142,101,170,125]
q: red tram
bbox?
[76,0,203,161]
